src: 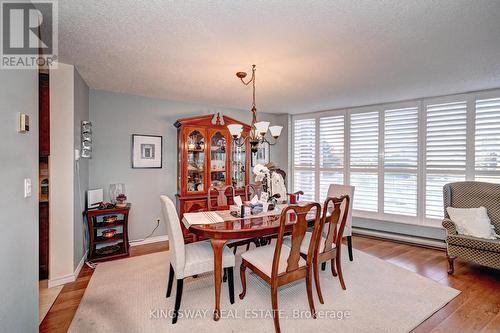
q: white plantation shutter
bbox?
[291,89,500,228]
[293,170,315,201]
[384,107,418,216]
[293,119,316,167]
[293,118,316,200]
[320,115,344,168]
[425,101,467,219]
[350,112,379,168]
[475,97,500,183]
[350,111,379,212]
[319,115,345,202]
[319,171,344,202]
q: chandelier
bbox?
[227,64,283,153]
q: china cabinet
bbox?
[174,113,251,242]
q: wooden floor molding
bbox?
[39,236,500,333]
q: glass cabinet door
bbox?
[210,132,227,187]
[232,143,246,189]
[187,130,205,192]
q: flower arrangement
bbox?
[116,193,127,207]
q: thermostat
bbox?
[18,113,29,133]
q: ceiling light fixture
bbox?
[228,64,283,153]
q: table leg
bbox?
[211,239,227,321]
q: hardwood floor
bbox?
[39,236,499,333]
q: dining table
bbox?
[183,204,320,321]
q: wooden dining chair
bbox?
[160,195,236,324]
[207,185,235,211]
[284,195,350,304]
[239,203,322,333]
[245,183,262,201]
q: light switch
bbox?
[24,178,32,198]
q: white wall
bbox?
[89,90,288,241]
[49,63,76,286]
[0,70,39,332]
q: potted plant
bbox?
[115,193,127,207]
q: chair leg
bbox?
[233,245,238,254]
[271,285,281,333]
[313,258,324,304]
[227,267,235,304]
[246,242,250,251]
[447,255,456,274]
[223,267,227,283]
[330,258,337,276]
[347,236,353,261]
[321,262,326,271]
[172,279,184,324]
[239,262,247,300]
[305,266,316,319]
[336,251,346,290]
[166,263,174,298]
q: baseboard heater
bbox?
[352,227,446,249]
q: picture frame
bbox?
[132,134,163,169]
[251,141,270,167]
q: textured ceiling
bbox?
[58,0,500,114]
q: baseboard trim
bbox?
[353,227,446,250]
[74,250,88,278]
[48,273,74,288]
[48,250,88,288]
[129,235,169,247]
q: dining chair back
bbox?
[245,183,262,201]
[327,184,355,260]
[312,195,350,304]
[239,202,322,333]
[160,195,185,276]
[275,203,322,277]
[207,185,235,210]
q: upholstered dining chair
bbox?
[327,184,355,261]
[239,203,322,333]
[160,195,236,324]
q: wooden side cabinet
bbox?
[86,204,131,262]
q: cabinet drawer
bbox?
[183,199,207,213]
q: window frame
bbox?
[291,88,500,228]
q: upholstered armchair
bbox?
[442,182,500,274]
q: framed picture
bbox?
[251,141,270,167]
[132,134,163,168]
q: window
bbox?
[475,97,500,184]
[319,115,344,201]
[350,111,379,212]
[291,89,500,227]
[425,101,467,219]
[384,107,418,216]
[292,118,316,200]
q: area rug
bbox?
[69,247,459,333]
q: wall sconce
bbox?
[81,121,92,159]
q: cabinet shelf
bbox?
[86,205,130,262]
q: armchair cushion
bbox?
[448,234,500,254]
[447,206,498,239]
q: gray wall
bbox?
[0,71,39,332]
[74,68,89,269]
[89,90,288,240]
